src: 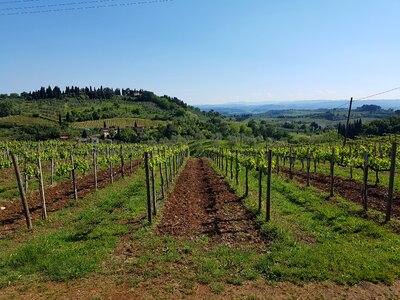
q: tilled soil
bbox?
[0,160,141,238]
[158,158,265,247]
[280,167,400,220]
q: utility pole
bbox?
[343,97,353,147]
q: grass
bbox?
[209,158,400,285]
[290,158,400,192]
[0,166,148,287]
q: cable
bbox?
[0,0,126,11]
[0,0,172,15]
[0,0,40,5]
[356,86,400,101]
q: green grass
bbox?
[0,166,148,287]
[209,158,400,285]
[290,158,400,192]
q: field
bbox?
[72,117,167,129]
[1,145,400,299]
[0,115,56,127]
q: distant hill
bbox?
[197,100,400,115]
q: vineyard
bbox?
[71,117,168,129]
[0,140,188,234]
[0,137,400,299]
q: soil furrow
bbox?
[158,158,265,248]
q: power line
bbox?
[0,0,172,15]
[356,86,400,101]
[0,0,40,5]
[0,0,125,11]
[329,85,400,112]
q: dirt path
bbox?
[280,167,400,220]
[158,158,264,247]
[0,160,141,238]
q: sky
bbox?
[1,0,400,105]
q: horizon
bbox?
[1,0,400,104]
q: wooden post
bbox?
[37,154,47,220]
[150,151,157,216]
[225,154,228,177]
[386,142,397,223]
[120,146,125,178]
[93,148,98,191]
[70,153,78,201]
[306,150,311,187]
[235,150,239,185]
[349,146,353,179]
[107,146,113,183]
[343,97,353,147]
[50,158,55,185]
[144,152,152,223]
[245,166,249,197]
[230,155,233,180]
[159,156,165,199]
[289,147,293,180]
[330,147,335,197]
[221,149,224,172]
[258,166,262,213]
[362,150,368,211]
[12,154,32,228]
[276,155,280,174]
[169,156,172,183]
[266,150,272,222]
[164,150,169,188]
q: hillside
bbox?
[0,86,236,142]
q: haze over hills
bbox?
[197,99,400,115]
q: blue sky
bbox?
[1,0,400,104]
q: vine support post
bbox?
[158,150,165,199]
[221,149,223,171]
[230,155,233,180]
[362,150,368,211]
[50,158,55,186]
[276,154,280,174]
[306,150,311,187]
[120,146,125,178]
[93,147,98,191]
[330,147,335,198]
[245,166,249,197]
[144,152,152,223]
[70,153,78,201]
[37,153,47,220]
[266,150,272,222]
[386,142,397,223]
[150,151,157,216]
[235,150,239,185]
[349,145,353,179]
[289,147,293,180]
[11,154,32,229]
[258,164,262,213]
[164,149,169,189]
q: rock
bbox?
[0,207,5,210]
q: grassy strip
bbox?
[0,167,147,287]
[290,159,400,192]
[209,159,400,285]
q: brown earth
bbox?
[0,159,141,238]
[280,167,400,220]
[157,158,264,248]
